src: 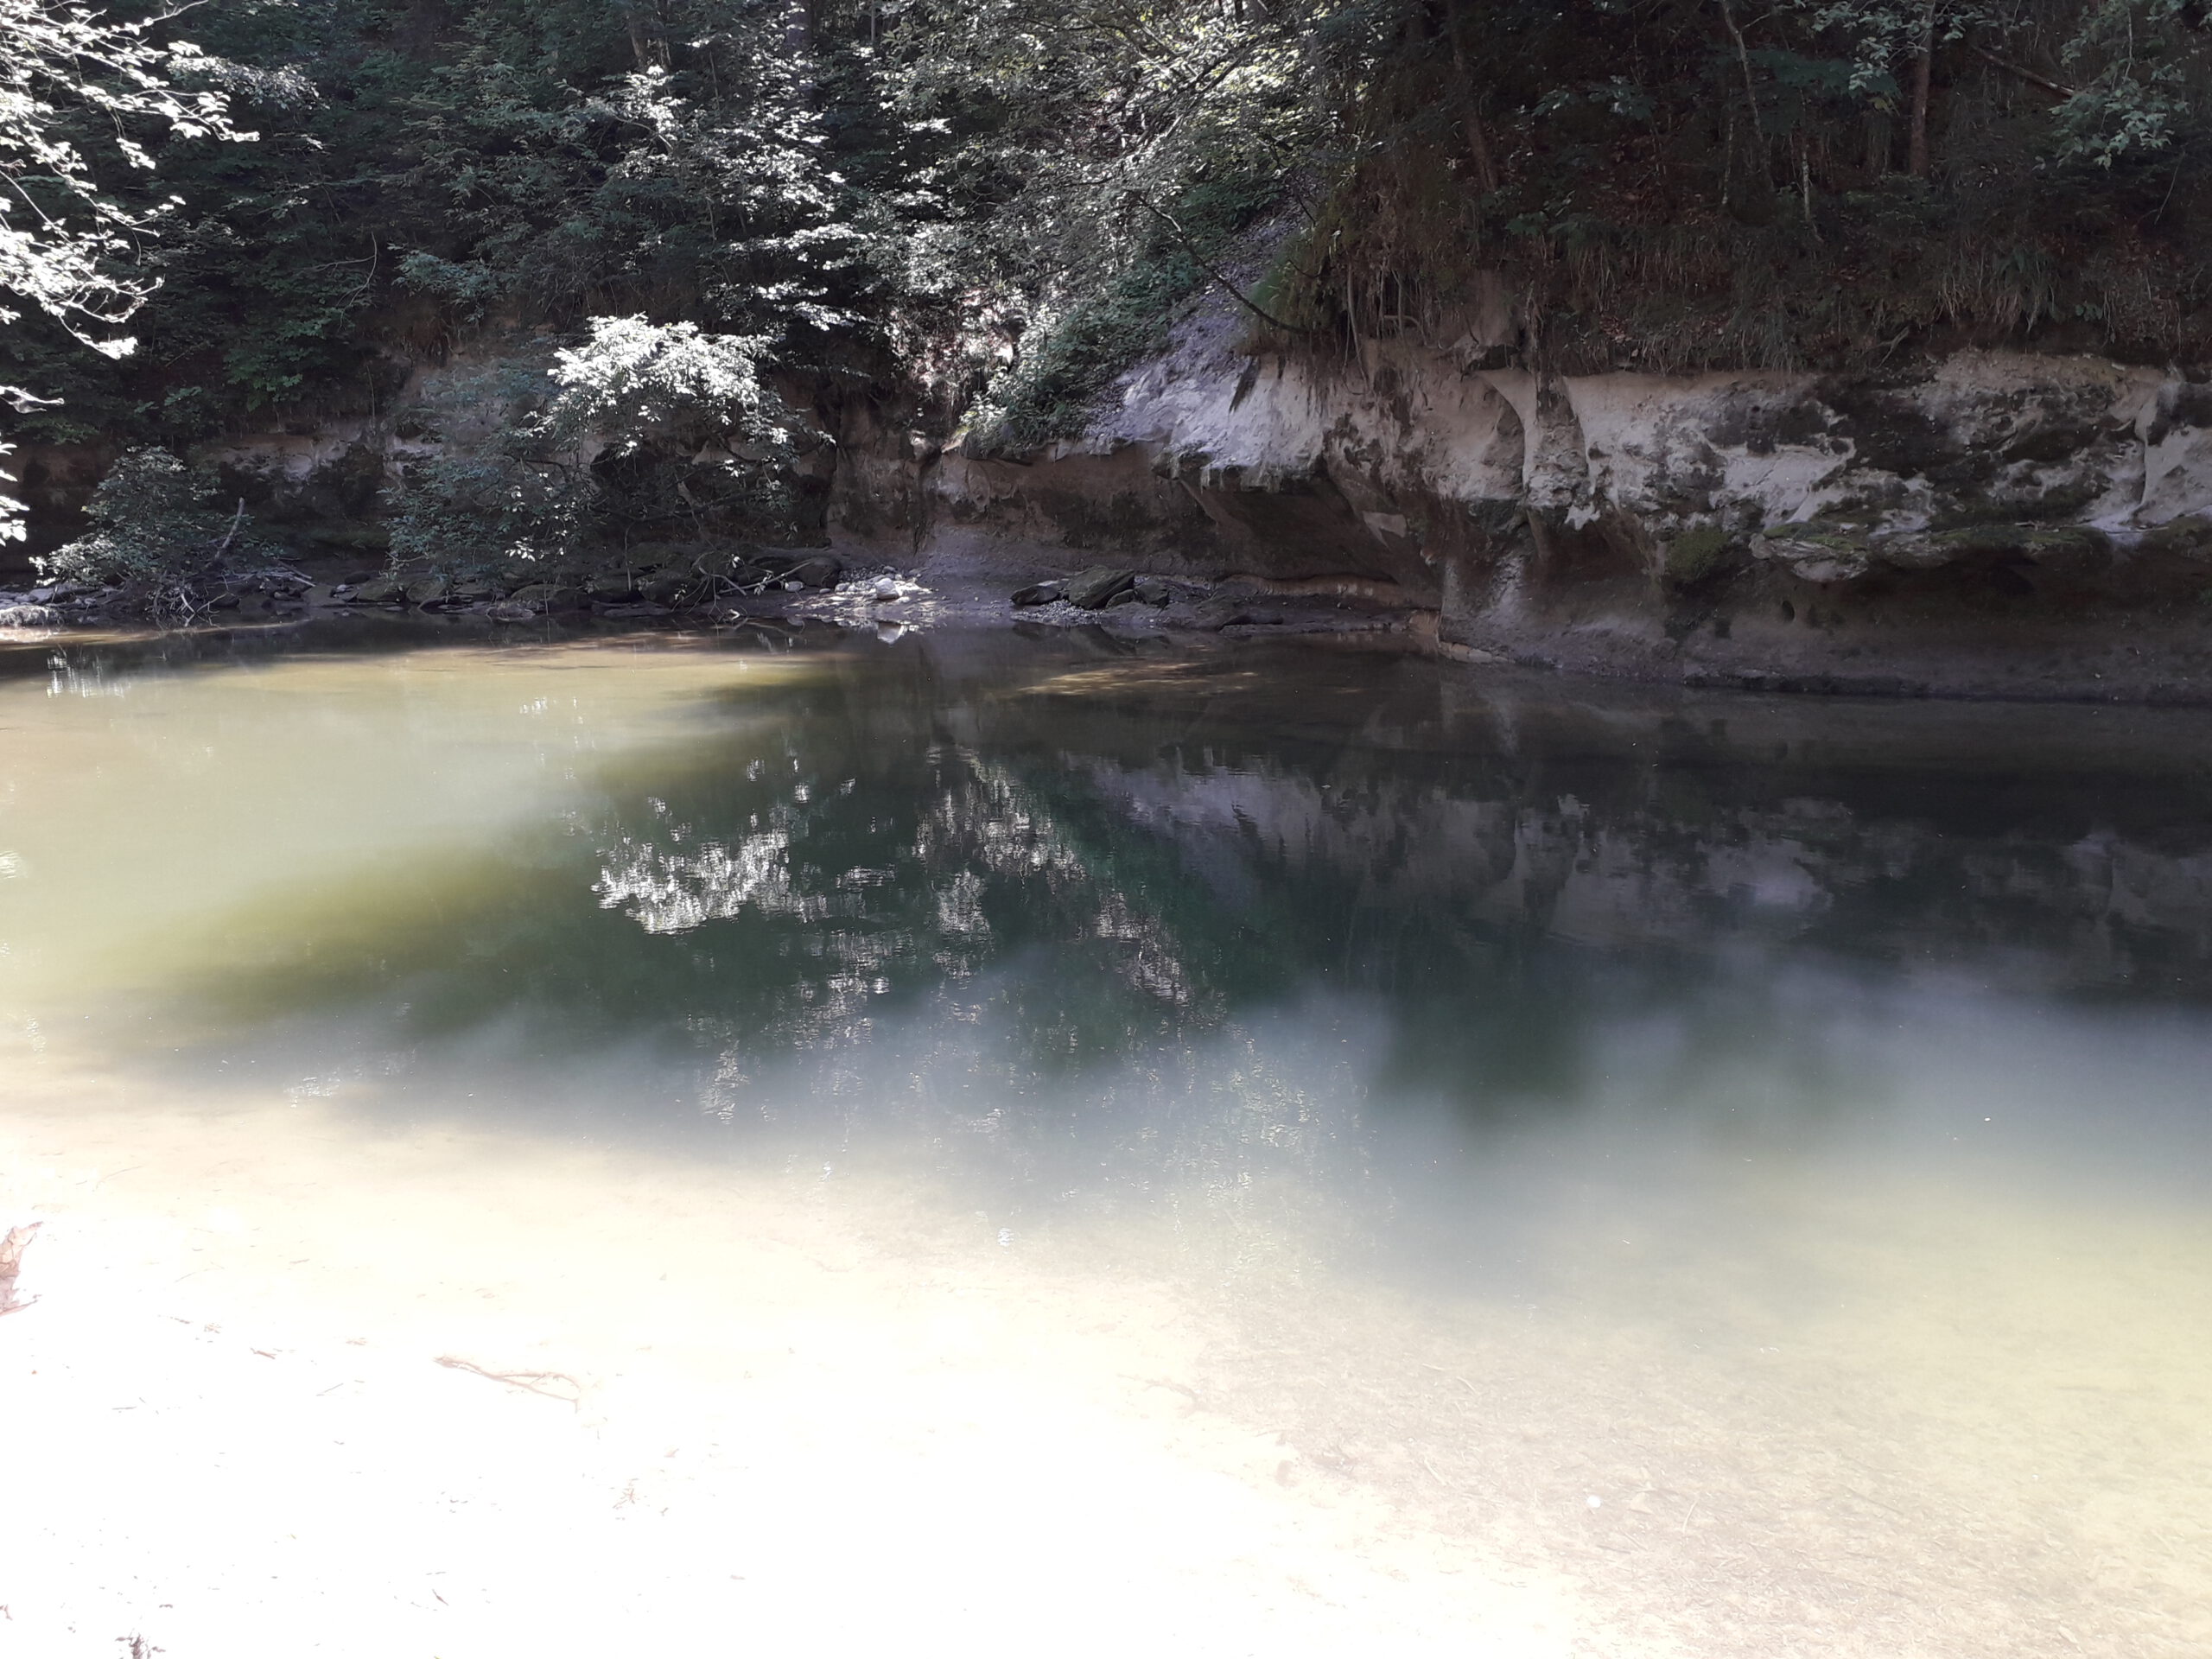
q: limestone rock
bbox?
[1751,531,1872,585]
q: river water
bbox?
[3,620,2209,1656]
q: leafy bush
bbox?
[385,451,593,573]
[543,318,783,448]
[37,448,263,588]
[384,318,799,574]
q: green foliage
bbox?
[543,317,785,446]
[7,0,2212,547]
[384,318,798,573]
[0,1,248,349]
[2051,0,2200,168]
[971,169,1290,448]
[35,447,261,587]
[1253,0,2212,366]
[385,451,594,575]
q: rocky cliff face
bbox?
[832,291,2212,700]
[22,288,2212,701]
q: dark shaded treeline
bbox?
[7,0,2209,480]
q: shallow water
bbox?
[3,621,2210,1656]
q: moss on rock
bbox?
[1662,526,1732,588]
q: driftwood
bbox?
[433,1353,582,1408]
[0,1222,41,1316]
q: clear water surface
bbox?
[2,620,2208,1656]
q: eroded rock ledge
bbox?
[832,297,2212,702]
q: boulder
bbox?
[346,575,405,605]
[403,574,449,606]
[508,582,585,612]
[784,554,842,589]
[1011,581,1065,607]
[484,601,537,624]
[1132,577,1173,606]
[586,571,639,602]
[1064,567,1136,610]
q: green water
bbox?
[3,621,2210,1656]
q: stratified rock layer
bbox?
[830,295,2212,700]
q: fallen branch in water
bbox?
[0,1222,41,1316]
[433,1354,582,1408]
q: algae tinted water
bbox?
[3,623,2209,1656]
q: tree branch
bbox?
[1128,194,1313,335]
[1968,43,2078,101]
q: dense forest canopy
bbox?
[1,0,2207,550]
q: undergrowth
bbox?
[968,169,1291,449]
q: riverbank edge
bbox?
[12,556,2212,708]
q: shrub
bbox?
[37,448,264,589]
[383,320,801,576]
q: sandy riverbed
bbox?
[1,1066,1590,1659]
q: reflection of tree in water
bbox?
[583,740,1238,1083]
[558,669,1881,1145]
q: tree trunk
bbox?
[1907,7,1935,178]
[1718,0,1767,157]
[621,1,667,70]
[1446,5,1501,194]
